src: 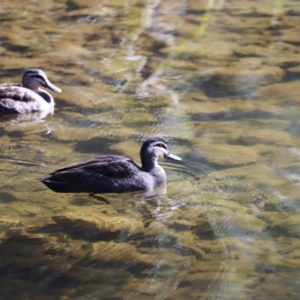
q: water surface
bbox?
[1,0,300,299]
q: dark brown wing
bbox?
[0,84,32,101]
[50,155,141,182]
[0,84,41,113]
[40,155,145,193]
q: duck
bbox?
[0,69,61,114]
[39,137,182,193]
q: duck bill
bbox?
[165,152,182,161]
[45,79,62,93]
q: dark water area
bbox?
[0,0,300,299]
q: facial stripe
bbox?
[24,69,46,78]
[154,142,168,150]
[32,75,46,85]
[24,70,42,76]
[24,72,47,85]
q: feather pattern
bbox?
[0,69,61,115]
[39,137,182,194]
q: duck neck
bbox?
[141,156,158,172]
[36,89,53,103]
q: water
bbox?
[0,0,300,299]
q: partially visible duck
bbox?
[0,69,61,115]
[39,137,182,193]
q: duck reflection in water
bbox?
[39,137,182,197]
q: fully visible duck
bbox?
[39,137,181,193]
[0,69,61,114]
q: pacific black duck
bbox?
[39,137,181,193]
[0,69,61,114]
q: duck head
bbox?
[140,137,181,170]
[22,69,62,93]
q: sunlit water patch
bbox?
[0,187,223,300]
[0,139,225,299]
[0,130,265,300]
[1,0,300,299]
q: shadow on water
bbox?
[0,192,17,203]
[0,207,222,299]
[0,232,133,299]
[0,149,224,299]
[29,216,122,242]
[74,136,123,154]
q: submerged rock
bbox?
[195,141,259,167]
[197,62,285,98]
[238,128,291,146]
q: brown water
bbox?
[0,0,300,299]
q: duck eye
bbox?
[157,143,166,149]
